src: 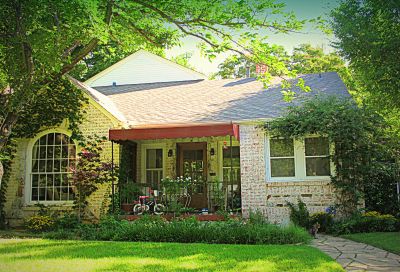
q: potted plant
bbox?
[120,182,141,213]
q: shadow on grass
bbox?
[0,239,344,272]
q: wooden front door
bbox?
[177,142,208,209]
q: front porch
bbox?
[110,123,241,215]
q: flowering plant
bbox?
[70,136,117,221]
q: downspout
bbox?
[111,141,115,214]
[230,135,233,210]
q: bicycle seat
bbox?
[139,196,150,199]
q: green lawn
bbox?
[0,238,343,272]
[341,232,400,255]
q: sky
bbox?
[165,0,340,76]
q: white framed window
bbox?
[305,137,331,176]
[28,132,76,203]
[218,142,241,185]
[269,138,295,178]
[266,136,332,182]
[141,144,165,189]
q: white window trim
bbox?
[265,135,333,182]
[217,140,240,183]
[24,128,77,205]
[140,143,166,183]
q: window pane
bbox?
[38,188,46,201]
[68,145,76,158]
[271,158,295,177]
[39,146,47,159]
[305,137,329,156]
[306,157,331,176]
[32,174,39,187]
[60,187,69,200]
[47,133,55,145]
[32,160,39,172]
[55,133,62,145]
[270,139,294,157]
[223,147,240,167]
[146,149,162,168]
[31,188,38,201]
[223,168,241,184]
[39,135,47,145]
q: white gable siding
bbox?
[85,50,206,87]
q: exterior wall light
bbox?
[210,148,215,156]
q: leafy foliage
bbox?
[268,96,399,216]
[287,198,310,228]
[170,52,196,71]
[331,0,400,110]
[70,136,117,221]
[0,140,15,229]
[212,43,348,79]
[309,212,334,233]
[330,211,400,235]
[0,0,309,156]
[44,215,311,245]
[25,215,55,232]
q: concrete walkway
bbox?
[311,234,400,272]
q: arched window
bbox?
[31,133,76,202]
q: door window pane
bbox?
[222,146,241,184]
[145,148,163,189]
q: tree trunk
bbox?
[0,161,3,192]
[0,112,18,153]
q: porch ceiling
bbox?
[109,122,239,141]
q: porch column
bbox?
[239,124,267,217]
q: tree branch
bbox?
[130,0,245,56]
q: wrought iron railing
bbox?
[117,179,241,214]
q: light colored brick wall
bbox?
[266,181,337,224]
[239,124,267,217]
[239,124,337,223]
[4,98,122,226]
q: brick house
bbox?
[4,50,350,226]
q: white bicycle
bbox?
[133,195,165,215]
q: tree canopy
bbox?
[267,96,399,216]
[211,43,349,79]
[0,0,307,152]
[330,0,400,110]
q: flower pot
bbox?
[121,203,134,213]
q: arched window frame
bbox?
[24,129,78,205]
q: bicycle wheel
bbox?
[133,204,149,215]
[154,204,165,215]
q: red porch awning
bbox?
[109,123,239,141]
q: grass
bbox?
[0,238,344,272]
[341,232,400,255]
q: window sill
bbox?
[24,202,74,208]
[266,177,331,183]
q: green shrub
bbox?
[330,211,400,234]
[45,216,311,245]
[310,212,333,233]
[248,209,268,225]
[25,215,55,232]
[287,199,310,228]
[54,213,79,230]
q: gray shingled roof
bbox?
[92,72,351,126]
